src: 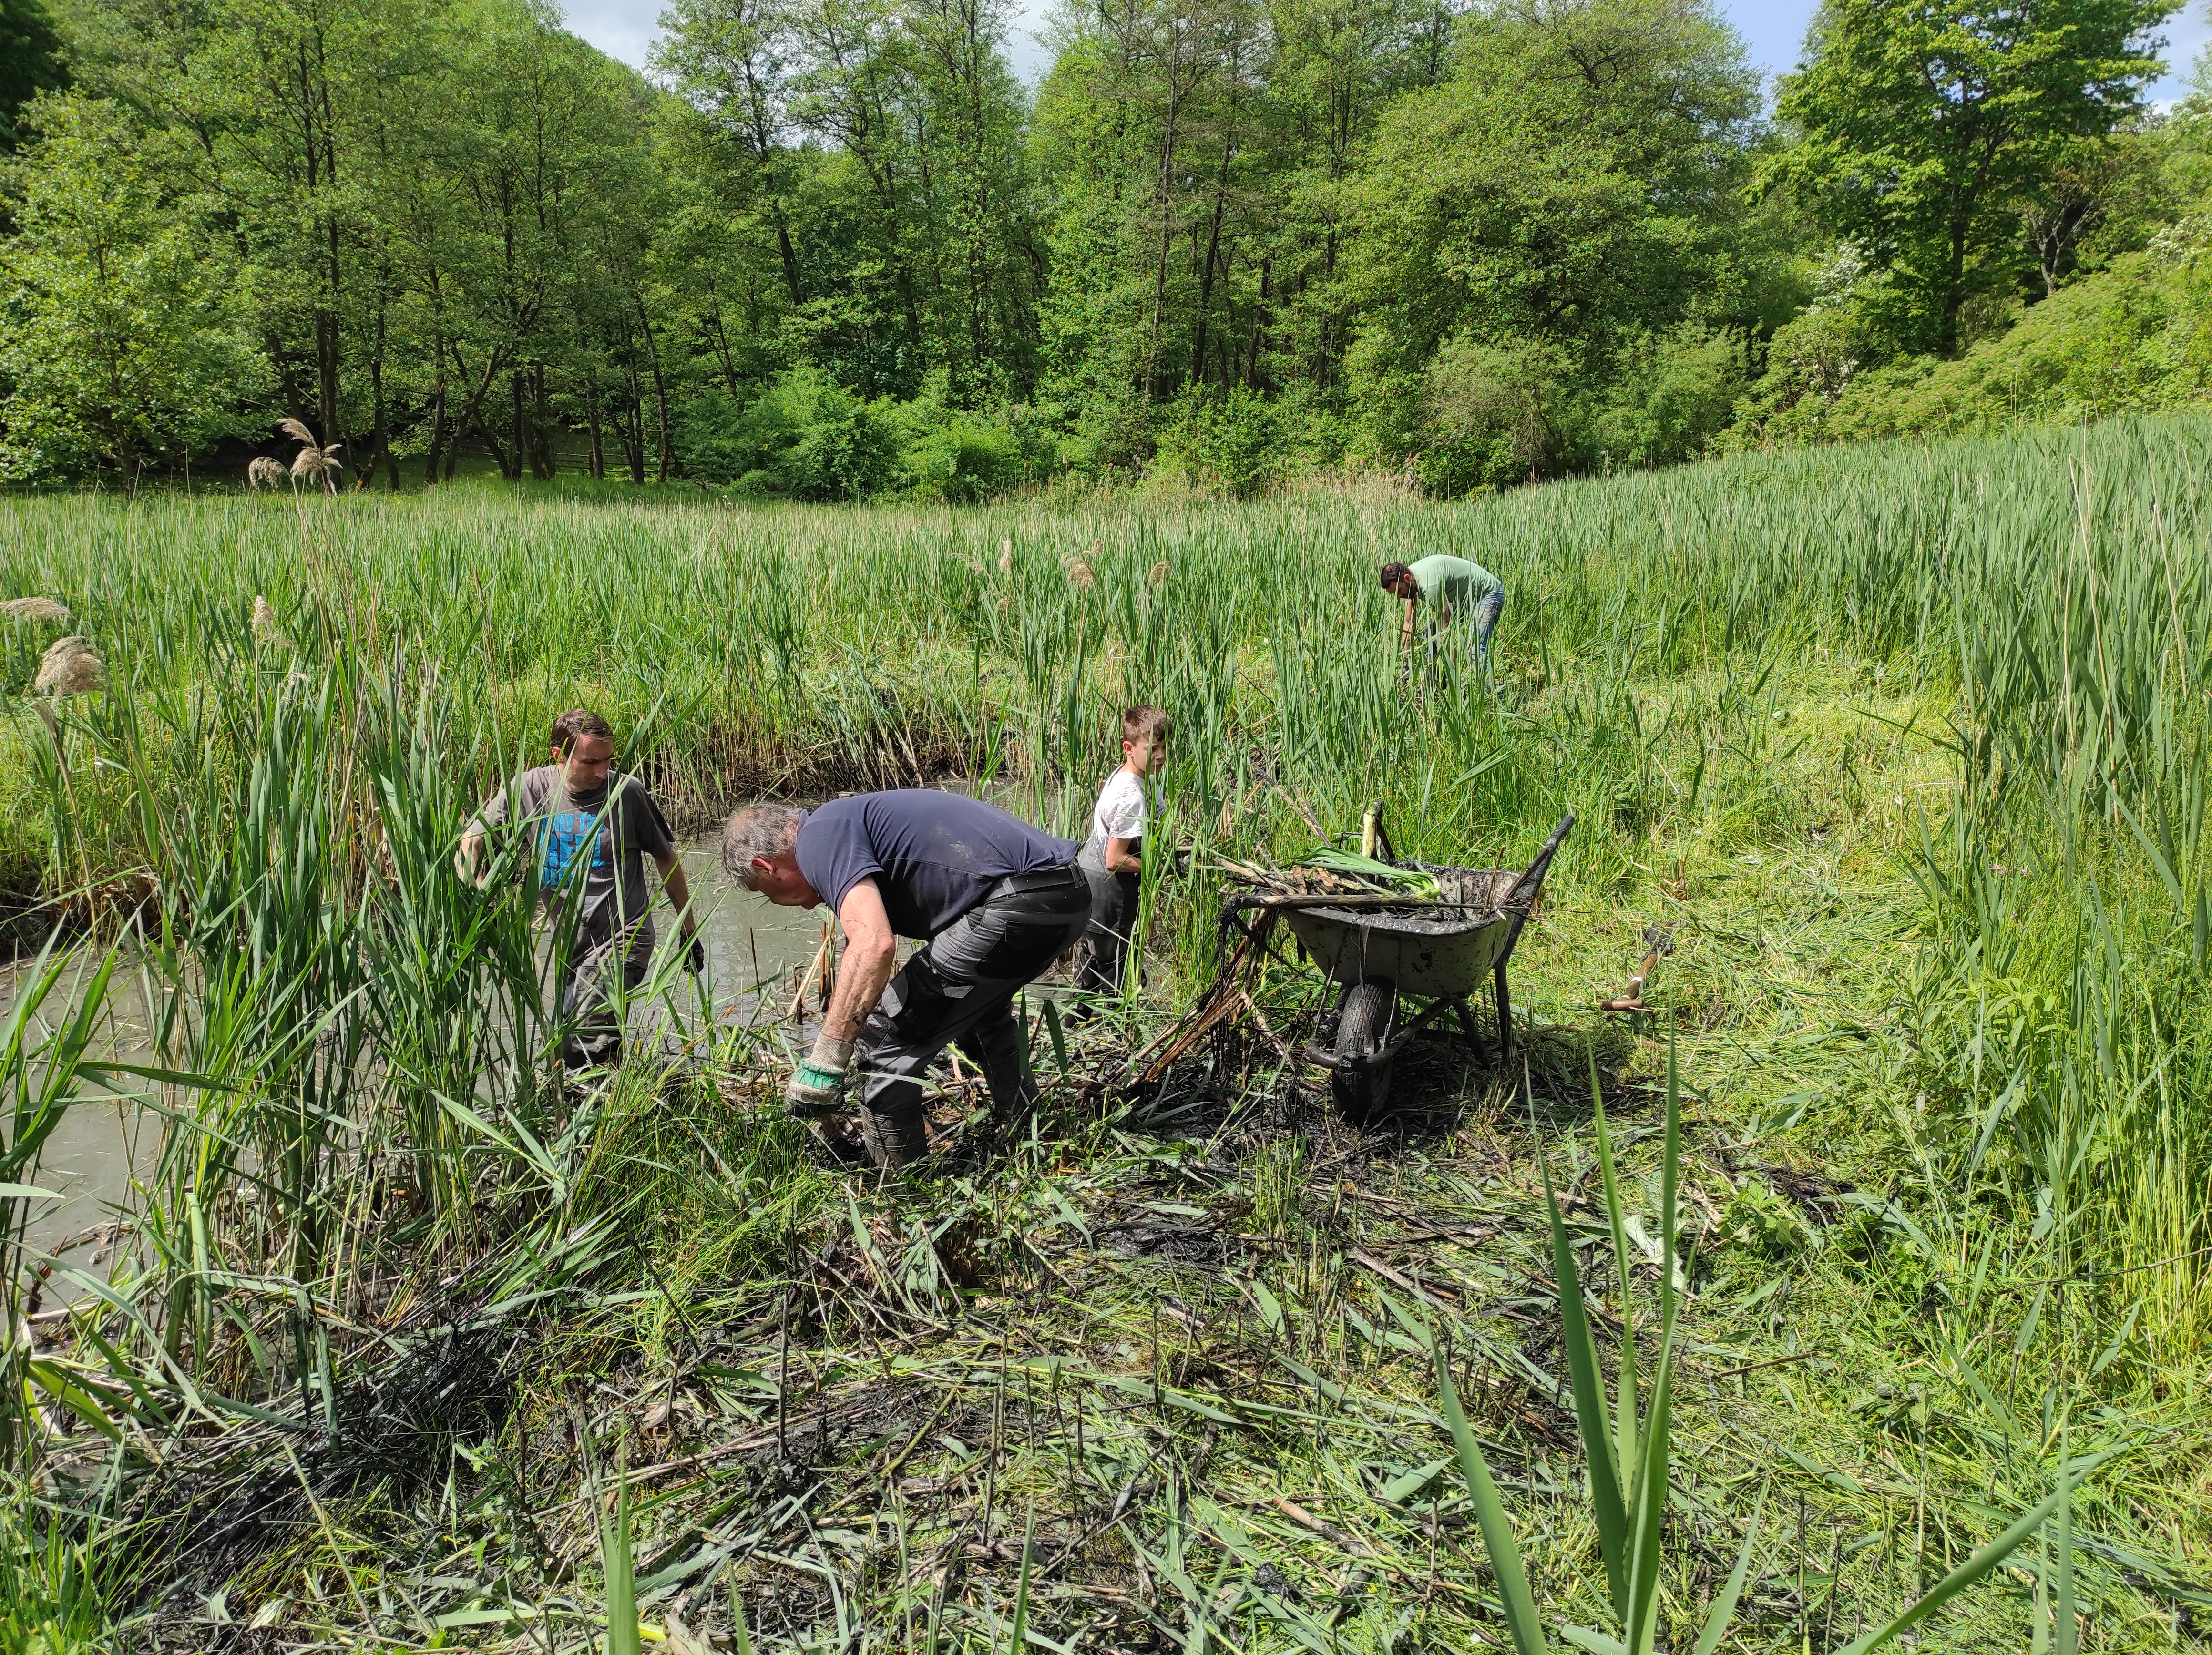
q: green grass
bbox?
[3,416,2212,1648]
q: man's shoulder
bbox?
[505,766,562,805]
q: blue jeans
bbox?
[1472,589,1505,668]
[1425,587,1506,673]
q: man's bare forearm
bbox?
[823,941,896,1041]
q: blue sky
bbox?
[563,1,2209,106]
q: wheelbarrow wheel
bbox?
[1331,980,1397,1121]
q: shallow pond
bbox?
[16,836,840,1257]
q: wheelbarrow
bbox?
[1242,810,1574,1116]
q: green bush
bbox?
[1727,241,2212,449]
[1151,384,1283,498]
[1414,335,1581,495]
[673,368,900,501]
[1595,324,1747,468]
[894,393,1055,502]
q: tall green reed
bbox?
[1437,1040,2092,1655]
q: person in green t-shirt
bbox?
[1380,555,1505,672]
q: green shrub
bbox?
[1728,241,2212,449]
[1151,384,1283,498]
[673,368,899,501]
[1595,324,1747,468]
[895,394,1055,502]
[1713,1176,1812,1260]
[1415,335,1581,495]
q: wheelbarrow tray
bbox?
[1280,868,1523,999]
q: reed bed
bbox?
[2,418,2212,1648]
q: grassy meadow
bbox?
[3,419,2212,1650]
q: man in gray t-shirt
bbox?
[464,707,701,1065]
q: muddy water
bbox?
[18,837,838,1256]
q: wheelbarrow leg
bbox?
[1494,961,1512,1066]
[1454,997,1481,1049]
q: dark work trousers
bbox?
[1075,857,1141,997]
[558,948,647,1068]
[854,864,1092,1166]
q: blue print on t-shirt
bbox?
[540,811,610,890]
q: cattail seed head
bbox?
[0,597,71,624]
[251,596,290,648]
[34,636,103,696]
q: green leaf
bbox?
[1837,1474,2078,1655]
[1302,847,1440,896]
[26,1359,120,1441]
[1538,1124,1628,1621]
[1622,1308,1677,1655]
[1381,1456,1453,1505]
[1042,996,1070,1073]
[0,1182,61,1200]
[1559,1628,1628,1655]
[603,1473,640,1655]
[1588,1052,1639,1477]
[1434,1339,1548,1655]
[1693,1488,1766,1655]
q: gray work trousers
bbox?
[1075,863,1140,997]
[854,865,1092,1166]
[557,944,646,1067]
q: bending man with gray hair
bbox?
[723,790,1090,1166]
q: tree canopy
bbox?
[0,0,2191,492]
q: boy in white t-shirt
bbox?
[1075,705,1169,999]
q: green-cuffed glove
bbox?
[786,1033,853,1118]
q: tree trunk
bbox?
[638,303,672,483]
[507,373,527,481]
[423,361,448,487]
[584,380,605,480]
[314,309,342,471]
[774,210,804,306]
[530,366,556,479]
[622,359,646,484]
[1193,129,1233,390]
[1942,207,1969,356]
[1246,255,1271,391]
[369,354,396,490]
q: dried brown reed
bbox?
[277,418,344,494]
[32,636,102,695]
[0,596,71,623]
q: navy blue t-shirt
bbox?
[795,791,1080,939]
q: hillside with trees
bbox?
[0,0,2195,496]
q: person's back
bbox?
[794,789,1077,940]
[723,788,1089,1167]
[1407,554,1501,617]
